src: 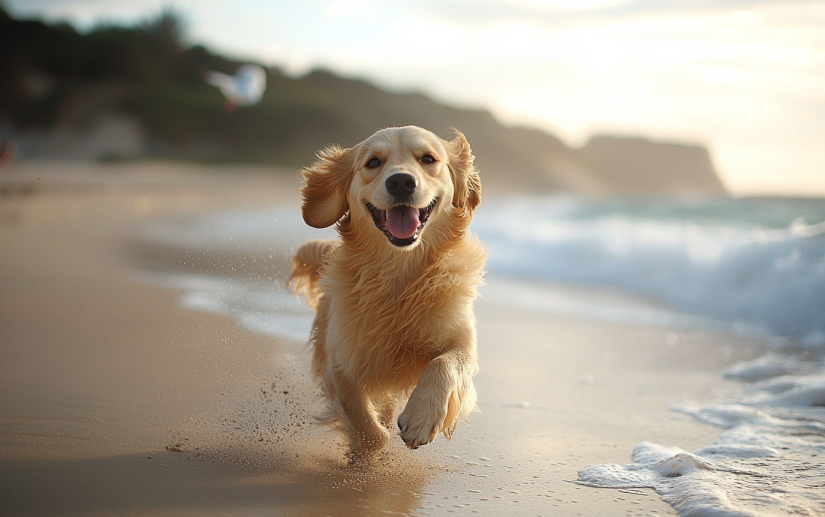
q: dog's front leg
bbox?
[328,369,388,456]
[397,346,478,449]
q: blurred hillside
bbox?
[0,9,726,195]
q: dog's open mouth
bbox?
[366,198,438,247]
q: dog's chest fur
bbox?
[322,241,483,390]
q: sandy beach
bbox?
[0,161,770,516]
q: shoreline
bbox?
[0,161,767,516]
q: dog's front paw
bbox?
[397,390,459,449]
[397,404,440,449]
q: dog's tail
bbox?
[287,239,337,310]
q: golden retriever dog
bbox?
[288,126,485,457]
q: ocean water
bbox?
[141,194,825,516]
[475,196,825,341]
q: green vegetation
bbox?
[1,9,504,166]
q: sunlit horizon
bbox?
[6,0,825,197]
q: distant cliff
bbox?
[0,9,726,196]
[577,136,724,195]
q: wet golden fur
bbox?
[289,126,485,456]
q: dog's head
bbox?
[300,126,480,249]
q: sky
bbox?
[6,0,825,197]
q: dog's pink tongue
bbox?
[386,206,419,240]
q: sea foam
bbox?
[578,435,824,516]
[578,353,825,517]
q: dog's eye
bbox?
[421,154,436,164]
[366,157,381,168]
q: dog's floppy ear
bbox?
[301,144,354,228]
[444,128,481,212]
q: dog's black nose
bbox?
[385,173,418,197]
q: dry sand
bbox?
[0,161,765,516]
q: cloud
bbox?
[417,0,825,26]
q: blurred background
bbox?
[2,0,823,197]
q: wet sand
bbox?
[0,161,765,516]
